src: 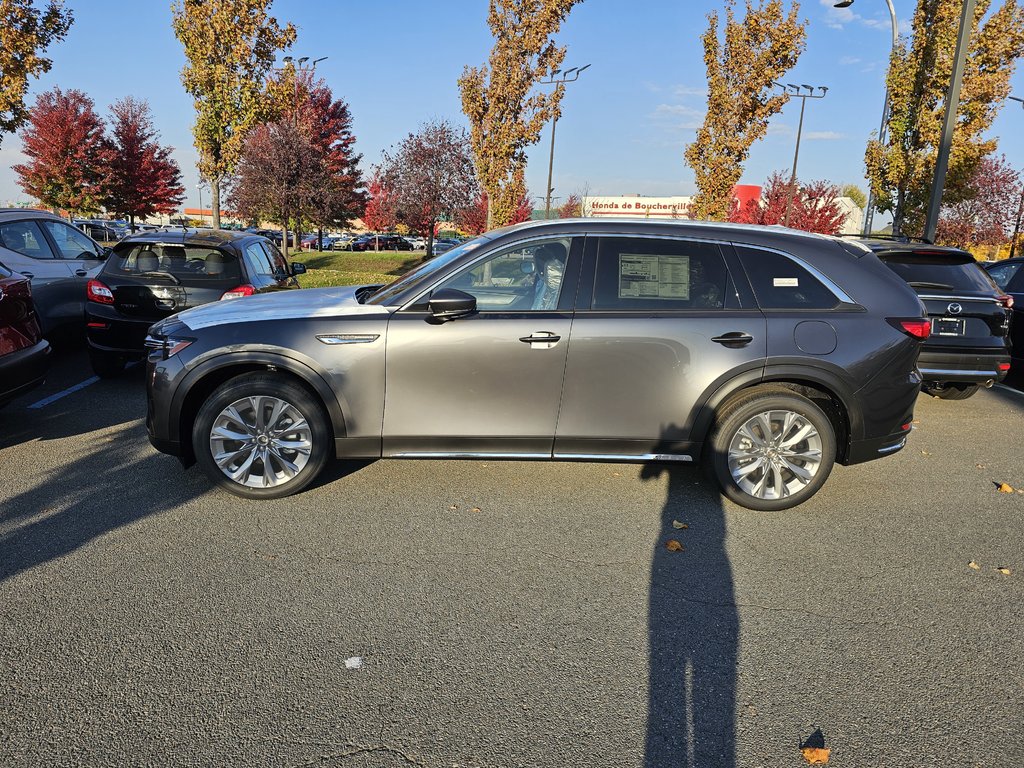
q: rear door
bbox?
[0,219,76,332]
[553,234,766,459]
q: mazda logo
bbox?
[947,303,963,315]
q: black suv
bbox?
[86,229,306,377]
[864,240,1012,399]
[145,219,929,511]
[983,257,1023,378]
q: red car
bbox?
[0,260,50,407]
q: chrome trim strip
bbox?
[554,453,694,462]
[391,452,550,459]
[316,334,380,345]
[917,294,1001,304]
[919,368,1000,376]
[877,439,906,455]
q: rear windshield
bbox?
[106,243,242,283]
[878,251,998,293]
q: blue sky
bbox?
[2,0,1023,214]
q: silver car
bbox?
[0,209,107,335]
[146,218,928,510]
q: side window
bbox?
[986,262,1020,291]
[243,243,275,278]
[259,241,287,274]
[431,238,571,312]
[42,221,102,259]
[0,220,58,259]
[591,236,730,311]
[736,246,841,310]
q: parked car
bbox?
[864,239,1012,399]
[145,218,929,510]
[348,234,413,252]
[85,229,306,378]
[0,209,108,336]
[0,260,50,407]
[73,219,125,242]
[982,257,1022,377]
[430,238,459,256]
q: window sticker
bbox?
[773,277,799,287]
[618,253,690,300]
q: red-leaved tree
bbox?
[13,87,113,214]
[105,96,185,227]
[558,192,581,218]
[730,172,846,235]
[380,119,478,257]
[362,171,396,232]
[937,155,1022,248]
[458,188,531,235]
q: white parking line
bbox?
[994,384,1024,399]
[27,376,100,409]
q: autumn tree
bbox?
[171,0,295,229]
[362,172,396,233]
[459,187,533,235]
[229,118,321,247]
[379,120,478,258]
[730,172,846,234]
[12,87,113,215]
[104,96,185,228]
[865,0,1024,237]
[0,0,73,145]
[558,192,581,218]
[684,0,807,221]
[841,183,867,210]
[936,154,1021,247]
[459,0,582,230]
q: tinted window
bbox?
[43,220,103,259]
[432,238,571,312]
[878,251,998,293]
[736,246,841,310]
[0,220,57,259]
[259,241,287,272]
[106,243,242,282]
[592,236,729,311]
[243,242,275,277]
[986,261,1021,291]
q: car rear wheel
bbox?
[922,382,979,400]
[192,373,331,499]
[89,349,126,378]
[707,389,836,511]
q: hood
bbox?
[175,285,390,331]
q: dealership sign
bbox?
[583,196,692,218]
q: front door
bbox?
[382,236,581,457]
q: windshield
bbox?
[364,235,491,305]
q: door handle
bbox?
[75,269,88,277]
[711,332,754,347]
[519,331,561,345]
[20,271,34,280]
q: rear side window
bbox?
[735,246,841,310]
[986,261,1021,291]
[0,220,57,259]
[878,251,998,293]
[106,243,242,282]
[243,242,276,278]
[592,236,731,310]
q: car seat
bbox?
[135,250,160,272]
[162,245,187,271]
[205,251,226,276]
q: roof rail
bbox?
[837,232,934,245]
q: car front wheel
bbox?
[707,389,836,511]
[192,373,331,499]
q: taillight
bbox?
[998,362,1011,373]
[997,294,1014,309]
[220,284,256,300]
[87,279,114,304]
[890,318,931,340]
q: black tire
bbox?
[706,388,836,511]
[192,372,332,499]
[89,349,126,378]
[922,382,979,400]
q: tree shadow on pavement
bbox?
[0,420,204,583]
[640,460,737,767]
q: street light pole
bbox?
[1008,96,1024,258]
[834,0,897,236]
[540,64,590,220]
[197,183,205,227]
[924,0,978,243]
[776,83,829,227]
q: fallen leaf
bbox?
[801,746,831,765]
[672,520,689,529]
[665,539,684,552]
[996,567,1012,575]
[448,505,458,511]
[920,450,930,456]
[976,463,986,469]
[997,482,1015,493]
[612,472,621,477]
[471,507,482,513]
[969,561,981,570]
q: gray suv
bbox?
[146,219,928,510]
[0,209,107,335]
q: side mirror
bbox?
[521,261,535,275]
[291,262,307,275]
[99,246,112,260]
[428,288,477,322]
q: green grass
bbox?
[292,249,427,289]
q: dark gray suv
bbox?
[146,219,928,510]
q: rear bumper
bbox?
[0,338,51,405]
[845,428,911,465]
[85,304,158,358]
[917,349,1010,384]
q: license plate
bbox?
[932,317,965,336]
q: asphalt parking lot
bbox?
[2,348,1023,767]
